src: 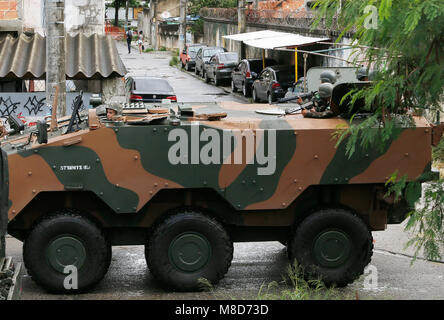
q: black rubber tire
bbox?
[186,62,190,71]
[242,82,251,97]
[146,211,233,291]
[268,92,274,105]
[231,80,237,93]
[23,210,111,293]
[252,87,260,102]
[287,208,373,288]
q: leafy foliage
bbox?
[313,0,444,260]
[187,0,237,16]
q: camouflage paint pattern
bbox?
[2,102,438,236]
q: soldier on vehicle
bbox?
[106,102,122,121]
[301,83,335,119]
[320,70,337,85]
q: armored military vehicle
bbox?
[1,92,443,293]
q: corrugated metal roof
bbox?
[223,30,329,50]
[0,33,127,80]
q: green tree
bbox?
[108,0,142,26]
[313,0,444,260]
[188,0,237,16]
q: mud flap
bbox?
[0,148,9,258]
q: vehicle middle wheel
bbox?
[287,208,373,287]
[231,80,237,92]
[23,210,111,293]
[146,211,233,291]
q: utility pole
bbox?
[238,0,246,59]
[46,0,66,118]
[178,0,187,52]
[125,0,129,30]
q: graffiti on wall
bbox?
[0,93,92,130]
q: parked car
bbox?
[180,43,207,71]
[203,52,239,86]
[252,65,295,104]
[125,76,177,103]
[194,46,227,77]
[231,58,278,97]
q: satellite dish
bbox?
[161,11,171,19]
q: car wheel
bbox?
[268,92,274,104]
[146,210,233,291]
[242,82,251,97]
[23,209,111,293]
[287,208,373,287]
[252,87,260,102]
[231,80,237,93]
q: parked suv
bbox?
[252,65,295,104]
[195,46,226,77]
[231,58,278,97]
[180,43,207,71]
[203,52,239,86]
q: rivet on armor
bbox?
[314,155,319,159]
[282,203,286,207]
[165,182,169,187]
[404,153,409,157]
[293,179,297,183]
[28,171,32,176]
[298,187,302,191]
[154,183,158,187]
[115,129,118,132]
[134,155,139,160]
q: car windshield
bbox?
[203,48,224,57]
[189,46,202,58]
[219,53,238,62]
[134,79,173,92]
[248,60,277,73]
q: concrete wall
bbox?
[20,0,105,35]
[0,0,22,33]
[65,0,105,35]
[156,0,179,19]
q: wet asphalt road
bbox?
[4,42,444,300]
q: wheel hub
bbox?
[46,236,86,273]
[313,230,351,268]
[169,232,211,272]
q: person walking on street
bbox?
[138,31,143,54]
[126,29,133,54]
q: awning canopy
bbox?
[223,30,329,50]
[0,33,127,80]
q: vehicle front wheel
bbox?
[23,210,111,293]
[146,211,233,291]
[287,208,373,287]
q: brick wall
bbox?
[0,0,18,20]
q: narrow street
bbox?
[118,41,248,104]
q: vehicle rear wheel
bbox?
[252,87,260,102]
[146,211,233,291]
[23,210,111,293]
[287,208,373,287]
[231,80,237,92]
